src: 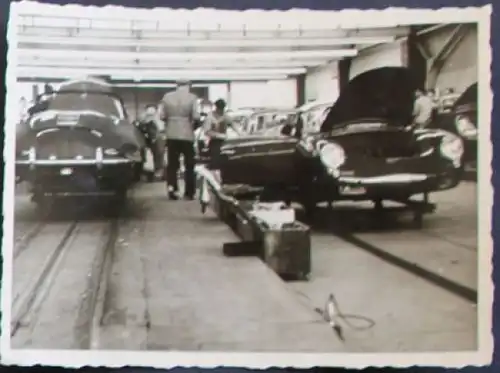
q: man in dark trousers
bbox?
[159,79,200,200]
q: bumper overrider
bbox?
[15,146,142,195]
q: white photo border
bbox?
[1,1,494,369]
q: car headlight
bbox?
[455,115,477,139]
[319,142,346,172]
[440,131,464,167]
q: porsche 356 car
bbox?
[217,67,466,225]
[15,78,146,204]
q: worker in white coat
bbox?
[412,88,434,128]
[159,79,200,200]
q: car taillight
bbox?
[455,115,477,139]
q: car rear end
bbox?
[16,126,142,197]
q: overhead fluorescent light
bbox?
[17,48,358,61]
[16,67,291,81]
[16,35,395,48]
[18,58,330,70]
[113,83,178,88]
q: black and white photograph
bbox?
[1,1,493,369]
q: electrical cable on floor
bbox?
[294,290,375,342]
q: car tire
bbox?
[34,194,53,217]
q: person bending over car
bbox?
[412,88,434,129]
[204,99,236,171]
[159,79,200,200]
[137,104,164,178]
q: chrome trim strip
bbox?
[225,149,295,160]
[16,159,133,166]
[36,128,60,137]
[339,174,429,184]
[41,191,117,197]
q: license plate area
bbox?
[339,185,367,196]
[60,167,74,176]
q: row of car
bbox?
[14,67,477,225]
[226,101,332,137]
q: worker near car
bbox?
[204,99,236,171]
[159,79,200,200]
[137,104,164,178]
[412,88,434,129]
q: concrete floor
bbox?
[289,182,478,352]
[9,180,478,352]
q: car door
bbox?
[219,135,299,187]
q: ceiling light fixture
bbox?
[16,35,395,48]
[17,48,358,61]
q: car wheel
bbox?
[301,197,316,221]
[34,194,53,217]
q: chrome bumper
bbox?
[338,173,429,185]
[15,146,137,169]
[16,159,133,166]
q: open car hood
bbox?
[321,67,418,132]
[453,83,477,114]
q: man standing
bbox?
[159,79,200,200]
[412,88,434,129]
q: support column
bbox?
[296,73,306,107]
[406,27,427,90]
[338,58,352,91]
[414,24,467,90]
[226,81,232,108]
[32,84,39,102]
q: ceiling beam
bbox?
[16,35,396,49]
[14,7,411,33]
[17,48,359,61]
[16,67,296,81]
[16,24,409,41]
[18,67,306,75]
[17,77,238,85]
[18,58,331,70]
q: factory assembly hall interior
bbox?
[4,1,490,362]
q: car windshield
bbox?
[37,91,126,121]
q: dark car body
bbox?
[217,67,465,212]
[430,83,477,170]
[15,78,146,201]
